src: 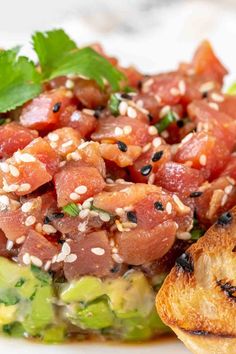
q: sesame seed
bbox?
[224,185,233,195]
[48,133,59,142]
[152,137,162,148]
[64,253,77,263]
[199,154,207,166]
[16,235,26,244]
[51,254,58,264]
[79,209,90,219]
[121,93,132,100]
[170,87,180,96]
[0,162,9,173]
[208,102,219,111]
[117,141,128,152]
[70,111,81,122]
[152,150,163,162]
[199,81,214,93]
[112,253,124,264]
[160,105,170,118]
[176,232,192,240]
[3,184,19,192]
[115,219,124,232]
[19,153,36,163]
[62,242,71,256]
[127,211,137,224]
[211,92,224,102]
[18,183,31,192]
[148,126,158,135]
[82,197,94,209]
[142,143,151,153]
[127,106,137,119]
[99,212,111,222]
[44,260,52,271]
[25,215,36,227]
[91,247,105,256]
[30,255,43,267]
[140,164,152,176]
[78,222,87,232]
[65,79,74,89]
[56,252,67,262]
[119,101,128,116]
[9,165,20,177]
[189,191,203,198]
[114,127,124,136]
[75,185,88,195]
[181,133,193,145]
[70,151,81,161]
[6,240,14,251]
[166,202,172,214]
[21,201,33,213]
[221,194,228,206]
[82,109,95,116]
[61,140,73,148]
[0,195,9,208]
[154,201,164,211]
[178,80,186,95]
[115,208,125,216]
[123,125,132,135]
[53,102,61,113]
[70,192,80,201]
[148,173,155,185]
[22,253,31,265]
[42,224,57,234]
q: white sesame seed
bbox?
[224,185,233,195]
[0,162,10,173]
[9,165,20,177]
[199,154,207,166]
[82,109,95,116]
[91,247,105,256]
[142,143,151,153]
[18,183,31,193]
[3,184,19,192]
[208,102,219,111]
[112,246,118,254]
[21,201,33,213]
[70,151,81,161]
[148,173,155,185]
[19,153,36,163]
[35,223,42,233]
[119,101,128,116]
[62,242,71,256]
[77,141,91,150]
[148,126,158,136]
[99,212,111,222]
[112,253,124,264]
[6,240,14,251]
[170,87,180,96]
[178,80,186,95]
[127,106,137,119]
[70,111,81,122]
[79,209,90,219]
[22,253,31,265]
[115,208,125,216]
[160,105,170,118]
[70,192,80,201]
[64,253,77,263]
[123,125,132,135]
[176,231,192,240]
[82,197,93,209]
[0,195,9,208]
[65,79,74,89]
[152,137,162,148]
[75,185,88,195]
[48,133,59,142]
[211,92,224,102]
[51,254,58,264]
[30,255,43,267]
[221,194,228,206]
[25,215,36,227]
[115,220,124,232]
[181,133,193,145]
[166,202,172,214]
[114,127,124,136]
[199,81,214,93]
[61,140,73,149]
[16,235,26,244]
[78,221,87,232]
[106,178,114,184]
[44,260,52,271]
[42,224,57,234]
[56,252,67,262]
[90,210,99,217]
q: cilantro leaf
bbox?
[108,94,121,116]
[155,111,176,134]
[63,203,81,217]
[0,49,42,113]
[33,29,124,90]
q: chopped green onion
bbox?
[62,203,81,217]
[0,289,20,306]
[31,265,51,285]
[155,111,176,134]
[15,278,26,288]
[108,94,121,116]
[227,82,236,95]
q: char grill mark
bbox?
[217,280,236,301]
[217,211,233,227]
[175,252,194,273]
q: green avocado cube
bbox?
[76,300,114,330]
[42,325,65,343]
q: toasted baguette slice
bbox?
[156,207,236,354]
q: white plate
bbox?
[0,337,190,354]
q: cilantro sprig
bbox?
[0,29,124,113]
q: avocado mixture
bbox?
[0,257,169,342]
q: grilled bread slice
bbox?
[156,208,236,354]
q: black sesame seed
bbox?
[147,113,153,123]
[140,164,152,176]
[202,91,208,99]
[152,150,164,162]
[94,106,104,119]
[52,102,61,113]
[121,93,132,100]
[177,120,184,128]
[176,252,194,273]
[154,201,164,211]
[117,141,128,152]
[110,264,121,273]
[44,212,64,224]
[189,191,203,198]
[44,216,51,224]
[217,211,232,226]
[127,211,138,224]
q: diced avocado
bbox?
[60,276,104,304]
[2,322,25,338]
[23,285,54,335]
[76,299,114,330]
[105,271,154,318]
[42,325,65,343]
[0,304,18,325]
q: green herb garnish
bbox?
[15,278,26,288]
[62,203,81,217]
[0,29,124,113]
[190,218,205,241]
[2,322,25,337]
[155,111,176,134]
[108,94,121,116]
[0,289,20,306]
[31,265,51,285]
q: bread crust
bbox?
[156,207,236,354]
